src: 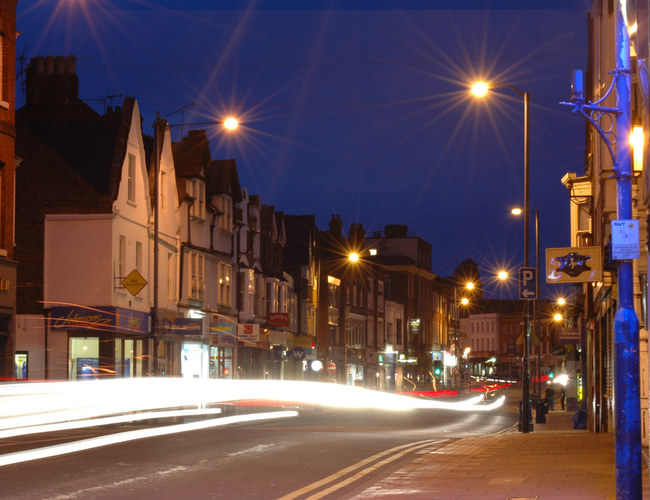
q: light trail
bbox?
[0,379,506,439]
[0,411,298,467]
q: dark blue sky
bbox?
[16,0,591,299]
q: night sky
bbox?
[16,0,591,299]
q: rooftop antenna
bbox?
[167,102,196,138]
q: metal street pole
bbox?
[612,5,641,496]
[534,209,541,397]
[522,90,531,434]
[472,82,531,432]
[560,3,641,496]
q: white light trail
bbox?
[0,411,298,467]
[0,379,505,440]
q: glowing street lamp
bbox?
[473,80,532,433]
[152,113,240,374]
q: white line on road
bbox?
[278,438,447,500]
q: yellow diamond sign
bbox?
[122,269,148,297]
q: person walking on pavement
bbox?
[560,387,566,411]
[545,385,555,411]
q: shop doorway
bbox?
[181,343,208,379]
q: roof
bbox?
[16,98,137,202]
[206,159,243,202]
[172,130,211,178]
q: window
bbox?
[135,241,143,274]
[187,179,205,219]
[127,154,136,203]
[217,195,233,232]
[118,236,126,278]
[0,33,6,108]
[160,171,167,212]
[189,252,205,300]
[167,252,175,302]
[218,262,232,306]
[377,281,384,312]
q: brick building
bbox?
[0,1,18,378]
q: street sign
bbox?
[518,267,537,300]
[327,362,336,374]
[121,269,147,297]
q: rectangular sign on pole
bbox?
[611,219,640,260]
[518,267,537,300]
[546,246,602,283]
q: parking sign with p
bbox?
[519,267,537,300]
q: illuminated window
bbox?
[218,262,232,306]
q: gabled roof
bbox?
[206,158,243,202]
[16,98,137,202]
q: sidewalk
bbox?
[352,394,650,500]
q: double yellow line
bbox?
[278,438,446,500]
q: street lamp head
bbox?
[554,313,563,322]
[460,297,469,306]
[223,117,239,131]
[465,281,475,290]
[557,297,567,306]
[511,207,523,215]
[348,252,360,263]
[498,270,508,280]
[471,81,489,97]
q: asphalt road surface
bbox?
[0,399,516,499]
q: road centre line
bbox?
[278,438,446,500]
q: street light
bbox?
[512,207,541,397]
[151,114,239,375]
[472,81,532,433]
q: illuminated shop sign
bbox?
[50,306,150,335]
[161,317,203,335]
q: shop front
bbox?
[209,314,237,379]
[49,306,150,380]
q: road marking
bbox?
[277,439,446,500]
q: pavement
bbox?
[351,387,650,500]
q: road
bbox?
[0,394,516,500]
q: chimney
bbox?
[25,55,79,108]
[328,214,343,239]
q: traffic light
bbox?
[548,370,555,380]
[433,360,443,377]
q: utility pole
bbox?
[561,3,641,497]
[612,4,641,497]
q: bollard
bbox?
[535,400,546,423]
[518,400,535,432]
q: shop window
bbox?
[69,337,100,380]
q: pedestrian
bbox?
[545,385,555,411]
[560,387,566,411]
